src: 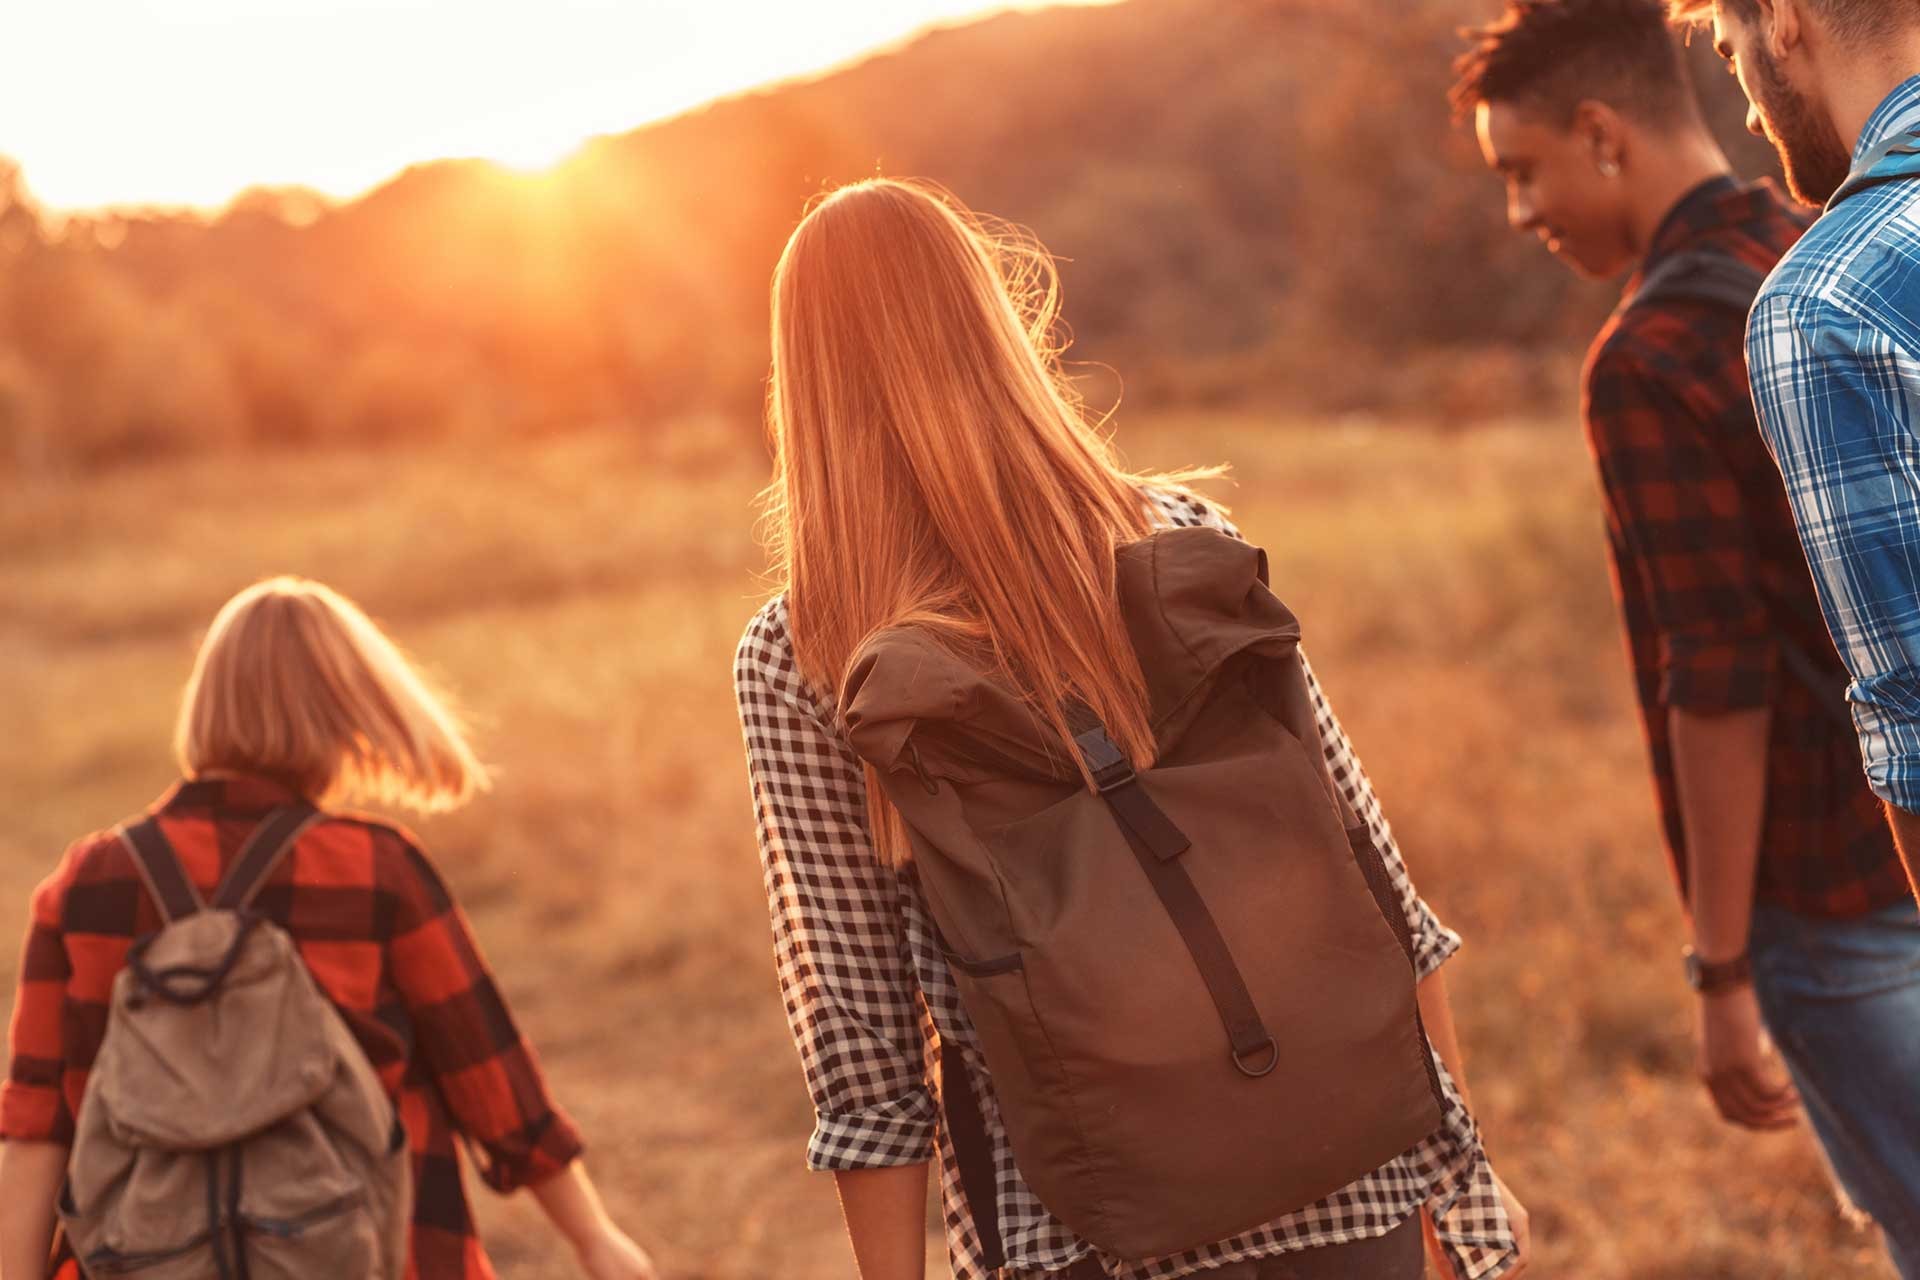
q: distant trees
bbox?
[0,0,1780,474]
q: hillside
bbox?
[0,0,1781,470]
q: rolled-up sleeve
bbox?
[387,840,584,1192]
[1299,651,1462,980]
[1749,290,1920,811]
[1584,343,1780,714]
[735,602,937,1170]
[2,856,76,1144]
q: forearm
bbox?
[833,1163,930,1280]
[527,1160,609,1253]
[1416,968,1471,1113]
[1887,803,1920,903]
[1669,705,1773,959]
[0,1140,67,1280]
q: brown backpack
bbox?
[58,806,412,1279]
[840,526,1446,1263]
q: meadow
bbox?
[0,408,1895,1279]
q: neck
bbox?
[1825,42,1920,158]
[1624,130,1736,260]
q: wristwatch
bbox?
[1682,946,1753,994]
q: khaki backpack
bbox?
[58,805,411,1279]
[840,526,1446,1263]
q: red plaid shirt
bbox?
[1583,176,1907,919]
[1,774,584,1280]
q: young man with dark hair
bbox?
[1456,2,1920,1271]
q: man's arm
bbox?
[1670,706,1799,1130]
[1886,807,1920,900]
[1584,338,1801,1126]
[1748,292,1920,898]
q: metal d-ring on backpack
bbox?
[839,526,1448,1264]
[59,806,412,1280]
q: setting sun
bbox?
[5,0,1111,213]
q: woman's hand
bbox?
[1422,1168,1531,1277]
[576,1225,659,1280]
[529,1162,659,1280]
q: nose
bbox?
[1747,103,1765,138]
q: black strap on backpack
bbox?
[214,804,322,910]
[937,1039,1004,1271]
[1063,701,1278,1079]
[118,804,323,924]
[1629,250,1856,732]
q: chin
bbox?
[1561,248,1627,281]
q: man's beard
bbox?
[1750,41,1853,205]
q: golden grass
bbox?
[0,412,1895,1278]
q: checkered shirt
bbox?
[2,775,584,1280]
[1583,176,1906,919]
[1748,74,1920,817]
[733,491,1519,1279]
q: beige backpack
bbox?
[58,806,411,1279]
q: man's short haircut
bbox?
[1669,0,1909,45]
[1451,0,1701,129]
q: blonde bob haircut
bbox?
[174,577,488,814]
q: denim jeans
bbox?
[1751,897,1920,1279]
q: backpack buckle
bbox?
[1072,726,1135,793]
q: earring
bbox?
[1599,158,1621,178]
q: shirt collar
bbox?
[1645,175,1744,263]
[1854,75,1920,169]
[158,771,314,813]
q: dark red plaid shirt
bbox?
[1,774,584,1280]
[1583,176,1907,919]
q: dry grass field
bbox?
[0,409,1898,1279]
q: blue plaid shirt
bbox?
[1748,74,1920,814]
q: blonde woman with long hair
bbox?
[735,179,1531,1279]
[0,577,657,1280]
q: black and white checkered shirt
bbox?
[733,491,1520,1279]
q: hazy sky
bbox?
[7,0,1109,213]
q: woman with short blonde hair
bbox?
[736,179,1530,1279]
[0,577,658,1280]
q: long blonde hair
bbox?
[760,178,1219,861]
[175,577,488,814]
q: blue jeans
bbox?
[1751,898,1920,1279]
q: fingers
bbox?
[1706,1063,1801,1131]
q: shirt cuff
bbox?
[1854,674,1920,813]
[805,1094,939,1171]
[0,1078,72,1145]
[1412,913,1463,982]
[1659,635,1778,712]
[472,1107,585,1193]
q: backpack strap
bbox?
[1829,127,1920,210]
[1629,248,1768,316]
[117,820,206,923]
[1624,247,1858,732]
[212,804,322,911]
[1064,702,1279,1079]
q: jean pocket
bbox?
[1796,903,1920,998]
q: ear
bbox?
[1757,0,1803,57]
[1571,100,1629,174]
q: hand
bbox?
[1421,1168,1530,1278]
[1695,984,1799,1131]
[576,1225,659,1280]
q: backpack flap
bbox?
[91,914,342,1151]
